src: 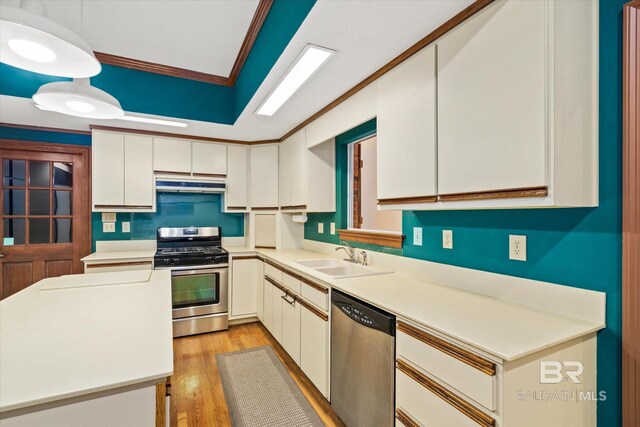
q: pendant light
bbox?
[33,78,124,119]
[0,0,101,77]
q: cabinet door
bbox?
[124,135,153,207]
[377,45,437,201]
[263,278,273,331]
[281,296,301,365]
[300,306,329,397]
[290,130,307,207]
[92,131,124,208]
[256,261,264,321]
[250,145,279,208]
[192,142,227,176]
[231,258,258,317]
[153,138,191,174]
[278,139,292,208]
[226,145,248,210]
[436,0,546,195]
[271,284,284,343]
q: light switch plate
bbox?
[443,230,453,249]
[413,227,423,246]
[122,222,130,233]
[509,235,527,261]
[318,223,324,234]
[330,223,336,235]
[103,223,116,233]
[101,212,116,223]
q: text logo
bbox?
[540,361,584,384]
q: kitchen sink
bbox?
[295,258,344,268]
[295,258,391,279]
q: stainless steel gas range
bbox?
[154,226,229,337]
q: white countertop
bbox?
[228,247,603,362]
[0,270,174,413]
[81,250,156,262]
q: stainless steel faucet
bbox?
[335,241,357,263]
[360,250,368,266]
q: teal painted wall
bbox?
[304,1,624,424]
[0,0,317,124]
[0,127,246,252]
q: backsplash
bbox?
[91,192,244,250]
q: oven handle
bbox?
[155,264,229,272]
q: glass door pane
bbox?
[171,273,219,308]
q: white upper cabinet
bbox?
[377,44,437,206]
[153,137,191,174]
[226,145,249,211]
[92,130,154,212]
[124,135,154,207]
[434,0,598,208]
[279,129,335,212]
[250,145,279,209]
[192,142,227,176]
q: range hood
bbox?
[156,178,225,193]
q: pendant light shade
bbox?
[33,78,124,119]
[0,0,101,77]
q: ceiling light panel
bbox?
[256,44,336,117]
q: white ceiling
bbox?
[0,0,474,141]
[0,0,259,75]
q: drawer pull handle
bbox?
[281,293,296,306]
[397,359,495,427]
[397,321,496,376]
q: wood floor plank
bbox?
[170,322,344,427]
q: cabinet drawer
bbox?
[396,321,496,411]
[300,279,329,311]
[396,360,495,427]
[282,272,301,294]
[264,263,282,283]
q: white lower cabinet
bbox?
[256,261,265,322]
[300,304,329,398]
[258,261,330,399]
[281,293,301,365]
[230,257,262,319]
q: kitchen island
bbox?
[0,270,173,427]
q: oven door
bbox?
[170,266,228,319]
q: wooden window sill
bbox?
[337,229,405,249]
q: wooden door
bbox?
[0,140,91,300]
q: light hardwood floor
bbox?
[170,321,344,427]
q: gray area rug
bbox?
[216,345,324,427]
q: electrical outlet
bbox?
[442,230,453,249]
[101,212,116,223]
[413,227,423,246]
[103,222,115,233]
[122,222,130,233]
[330,223,336,235]
[318,223,324,234]
[509,235,527,261]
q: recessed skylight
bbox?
[256,44,336,117]
[118,115,188,128]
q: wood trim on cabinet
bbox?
[85,260,153,269]
[231,255,261,261]
[396,359,496,427]
[192,173,226,178]
[297,297,329,321]
[397,320,496,376]
[262,258,329,294]
[155,381,166,427]
[279,0,496,141]
[337,229,405,249]
[378,195,437,205]
[226,206,248,211]
[438,186,548,202]
[623,2,640,425]
[395,408,421,427]
[251,206,279,211]
[264,275,289,294]
[299,276,329,294]
[94,0,273,86]
[153,170,192,176]
[255,245,276,249]
[94,204,154,209]
[0,122,91,135]
[280,205,308,211]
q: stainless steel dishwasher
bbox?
[331,289,395,427]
